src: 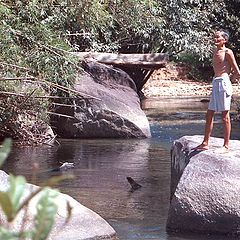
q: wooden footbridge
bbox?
[74,52,169,92]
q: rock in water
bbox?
[51,60,151,139]
[59,162,74,171]
[126,177,142,191]
[51,162,74,172]
[167,135,240,236]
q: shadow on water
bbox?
[2,96,240,240]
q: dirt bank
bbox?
[142,63,240,98]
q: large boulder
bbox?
[52,60,151,138]
[0,170,116,240]
[167,135,240,235]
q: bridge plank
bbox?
[73,52,168,69]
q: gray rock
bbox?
[52,61,151,138]
[0,170,116,240]
[167,135,240,236]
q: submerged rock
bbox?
[167,135,240,236]
[52,60,151,138]
[126,176,142,192]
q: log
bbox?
[73,52,168,69]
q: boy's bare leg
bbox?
[222,110,231,150]
[193,110,215,150]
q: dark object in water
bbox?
[200,99,210,103]
[126,177,142,192]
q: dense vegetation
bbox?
[0,0,239,144]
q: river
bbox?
[2,97,240,240]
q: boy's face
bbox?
[214,31,226,47]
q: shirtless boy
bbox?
[194,29,240,152]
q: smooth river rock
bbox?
[167,135,240,236]
[52,60,151,138]
[0,170,116,240]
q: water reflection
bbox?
[2,97,240,240]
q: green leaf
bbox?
[33,188,59,240]
[8,175,26,216]
[0,4,11,20]
[0,191,13,222]
[0,138,12,168]
[0,226,18,240]
[0,227,32,240]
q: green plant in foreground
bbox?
[0,139,73,240]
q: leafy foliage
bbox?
[0,0,79,88]
[1,174,26,222]
[61,0,240,62]
[32,188,58,240]
[0,1,81,144]
[64,0,167,53]
[1,0,240,78]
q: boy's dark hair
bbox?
[220,29,230,42]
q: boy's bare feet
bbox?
[192,143,209,151]
[215,146,229,154]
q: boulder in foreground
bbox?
[167,135,240,236]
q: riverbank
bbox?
[142,63,240,98]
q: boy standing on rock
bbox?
[194,29,240,153]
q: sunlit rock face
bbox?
[0,170,116,240]
[167,135,240,236]
[52,60,151,138]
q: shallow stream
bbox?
[3,97,240,240]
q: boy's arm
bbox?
[226,49,240,82]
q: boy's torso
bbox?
[213,48,231,78]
